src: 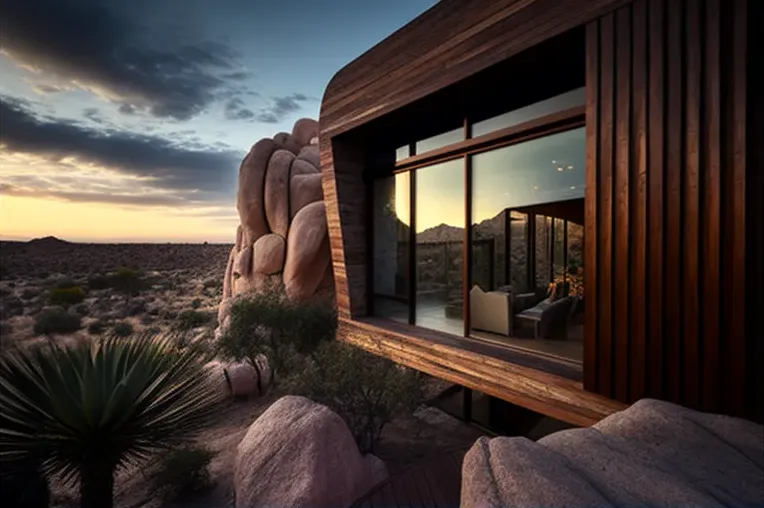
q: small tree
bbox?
[152,445,214,501]
[217,289,336,390]
[288,340,424,453]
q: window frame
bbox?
[369,103,586,362]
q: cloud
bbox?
[224,97,255,121]
[0,182,204,207]
[0,96,243,200]
[254,93,312,123]
[1,0,251,121]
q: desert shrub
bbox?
[0,334,223,508]
[203,278,219,290]
[152,445,214,500]
[49,287,85,308]
[87,320,106,335]
[20,288,38,300]
[0,458,50,508]
[124,299,146,317]
[140,314,155,325]
[217,289,337,387]
[191,298,202,309]
[53,277,77,290]
[33,307,82,336]
[176,310,212,331]
[87,268,145,295]
[287,340,424,453]
[73,303,90,317]
[112,321,134,337]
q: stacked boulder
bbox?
[216,118,334,341]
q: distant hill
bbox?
[28,235,71,246]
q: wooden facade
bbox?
[320,0,762,424]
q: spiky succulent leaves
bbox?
[0,333,224,487]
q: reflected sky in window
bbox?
[471,127,585,223]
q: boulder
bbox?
[273,132,302,155]
[234,396,388,508]
[290,173,324,218]
[233,246,253,278]
[461,399,764,508]
[291,158,319,176]
[292,118,320,146]
[226,361,259,397]
[204,360,231,398]
[296,145,320,171]
[222,246,236,299]
[283,202,331,300]
[264,150,294,237]
[237,139,276,243]
[253,234,286,275]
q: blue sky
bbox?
[0,0,437,242]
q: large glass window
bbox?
[415,159,464,335]
[372,173,410,323]
[469,127,585,361]
[471,87,586,138]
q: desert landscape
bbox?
[0,235,484,508]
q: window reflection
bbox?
[372,173,410,323]
[471,87,586,138]
[415,159,464,335]
[395,145,410,162]
[469,127,585,362]
[415,128,464,156]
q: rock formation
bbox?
[461,398,764,508]
[234,396,388,508]
[216,118,334,339]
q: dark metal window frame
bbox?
[370,104,585,341]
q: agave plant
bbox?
[0,332,224,508]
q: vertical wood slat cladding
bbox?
[585,0,755,419]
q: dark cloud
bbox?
[82,108,106,124]
[0,96,242,198]
[254,93,311,123]
[224,97,255,121]
[1,0,251,120]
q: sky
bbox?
[0,0,437,243]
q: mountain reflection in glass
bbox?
[469,127,586,362]
[415,159,464,335]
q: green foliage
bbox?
[0,458,50,508]
[33,307,82,336]
[0,333,224,508]
[176,310,211,331]
[217,289,337,386]
[288,340,424,453]
[87,268,145,295]
[53,277,77,290]
[152,445,214,500]
[112,321,134,337]
[191,298,202,309]
[87,320,106,335]
[48,286,85,308]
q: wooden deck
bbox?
[351,449,466,508]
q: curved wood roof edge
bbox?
[319,0,627,140]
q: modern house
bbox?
[319,0,762,427]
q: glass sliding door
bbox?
[414,159,464,335]
[469,127,586,361]
[372,173,410,323]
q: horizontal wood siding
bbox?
[585,0,758,420]
[320,0,630,138]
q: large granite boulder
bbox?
[234,396,388,508]
[217,118,334,339]
[461,398,764,508]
